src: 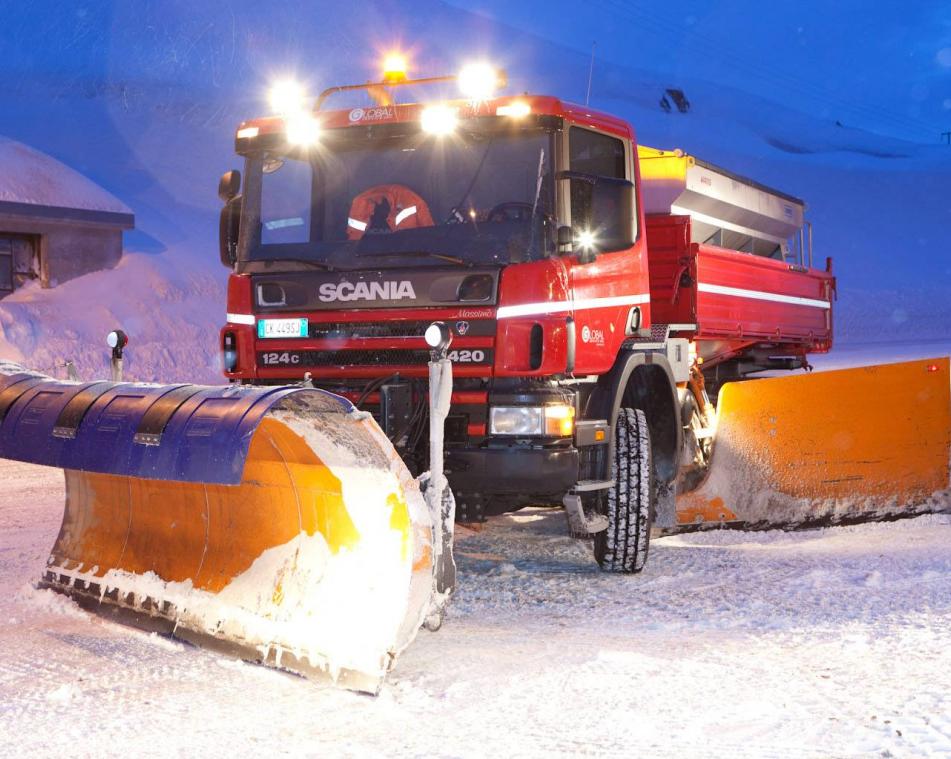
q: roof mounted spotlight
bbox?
[314,62,507,111]
[458,62,506,100]
[269,80,307,116]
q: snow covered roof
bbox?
[0,136,133,226]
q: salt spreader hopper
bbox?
[0,359,453,693]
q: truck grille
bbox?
[258,348,495,368]
[305,349,431,366]
[307,319,496,339]
[308,321,429,339]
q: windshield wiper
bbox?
[356,251,468,266]
[445,133,496,224]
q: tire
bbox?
[594,407,655,573]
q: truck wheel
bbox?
[594,407,655,573]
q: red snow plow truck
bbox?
[216,61,949,572]
[2,60,947,694]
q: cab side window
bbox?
[569,127,625,178]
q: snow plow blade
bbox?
[677,357,951,528]
[0,365,432,693]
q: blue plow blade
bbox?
[0,364,353,485]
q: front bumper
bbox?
[445,445,580,500]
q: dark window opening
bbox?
[569,127,626,178]
[0,234,40,296]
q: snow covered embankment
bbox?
[0,252,225,384]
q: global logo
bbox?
[348,108,365,122]
[581,325,605,345]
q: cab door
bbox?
[560,125,645,374]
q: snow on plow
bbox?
[676,357,951,528]
[0,363,434,693]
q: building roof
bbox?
[0,136,134,227]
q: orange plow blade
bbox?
[0,366,433,693]
[676,357,951,528]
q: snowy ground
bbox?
[1,459,950,757]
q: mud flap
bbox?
[676,357,951,528]
[0,366,433,693]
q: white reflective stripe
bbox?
[226,312,256,325]
[697,282,830,309]
[497,293,650,319]
[347,217,368,231]
[394,205,418,226]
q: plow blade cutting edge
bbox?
[0,364,433,693]
[677,357,951,528]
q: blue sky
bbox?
[450,0,951,143]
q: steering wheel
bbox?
[487,202,534,223]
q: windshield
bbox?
[240,126,554,269]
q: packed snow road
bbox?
[1,459,950,758]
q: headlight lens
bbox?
[489,406,543,435]
[489,404,575,437]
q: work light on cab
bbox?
[269,79,307,116]
[496,101,531,118]
[458,62,504,99]
[421,104,457,135]
[286,114,320,146]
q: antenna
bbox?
[585,41,596,106]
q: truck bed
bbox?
[646,215,834,367]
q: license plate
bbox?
[257,318,308,339]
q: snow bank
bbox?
[0,252,224,383]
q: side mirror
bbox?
[587,177,635,252]
[218,169,241,203]
[219,197,241,267]
[560,171,636,261]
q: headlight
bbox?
[490,406,543,435]
[421,104,458,135]
[489,404,575,437]
[286,114,320,146]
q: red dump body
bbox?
[646,214,834,368]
